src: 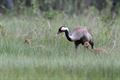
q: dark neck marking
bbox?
[64,30,72,42]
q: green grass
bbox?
[0,14,120,80]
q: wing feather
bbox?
[69,27,92,41]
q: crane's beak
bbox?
[57,31,60,34]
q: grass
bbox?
[0,14,120,80]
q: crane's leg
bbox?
[89,40,94,49]
[74,41,80,49]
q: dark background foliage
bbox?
[0,0,120,17]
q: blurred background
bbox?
[0,0,120,18]
[0,0,120,80]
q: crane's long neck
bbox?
[64,30,72,42]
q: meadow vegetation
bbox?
[0,10,120,80]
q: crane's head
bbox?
[57,26,69,34]
[84,41,90,48]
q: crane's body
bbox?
[57,26,94,49]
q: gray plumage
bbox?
[57,26,94,49]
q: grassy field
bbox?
[0,14,120,80]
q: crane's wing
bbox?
[69,28,92,41]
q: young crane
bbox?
[57,26,94,49]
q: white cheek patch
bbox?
[61,27,69,31]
